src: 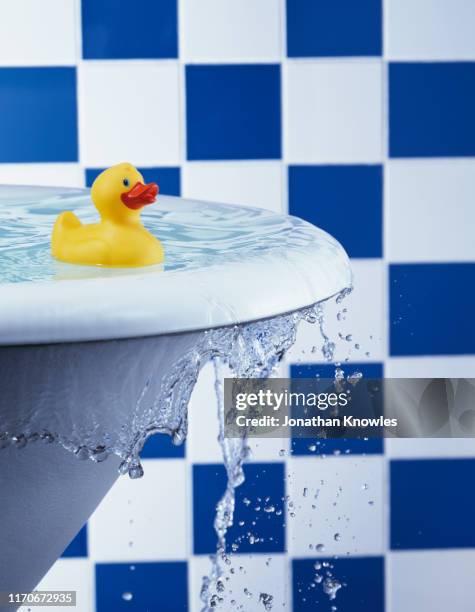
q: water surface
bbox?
[0,186,336,284]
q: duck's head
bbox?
[91,163,159,223]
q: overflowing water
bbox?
[0,290,352,609]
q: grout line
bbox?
[279,0,288,214]
[383,4,392,610]
[285,56,386,65]
[177,0,187,169]
[73,0,85,182]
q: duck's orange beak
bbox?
[121,182,159,210]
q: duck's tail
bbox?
[55,211,81,230]
[51,211,82,258]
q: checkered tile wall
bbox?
[0,1,474,611]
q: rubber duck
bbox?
[51,163,164,267]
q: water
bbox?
[0,187,342,284]
[0,293,347,609]
[0,186,357,609]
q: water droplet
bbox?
[75,445,90,460]
[128,461,144,479]
[347,370,362,385]
[122,592,133,602]
[334,533,341,542]
[323,578,342,601]
[259,592,274,610]
[316,543,325,552]
[244,588,252,598]
[92,445,108,462]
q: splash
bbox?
[0,290,352,610]
[197,297,345,611]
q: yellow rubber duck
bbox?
[51,163,164,267]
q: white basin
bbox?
[0,185,352,603]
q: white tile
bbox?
[387,437,475,459]
[182,162,284,213]
[387,356,475,378]
[187,361,223,464]
[19,559,92,612]
[286,455,385,557]
[387,160,475,263]
[188,362,289,463]
[188,554,288,612]
[88,461,187,561]
[0,163,83,188]
[388,549,475,612]
[181,0,281,62]
[386,0,475,60]
[285,61,383,163]
[0,0,77,66]
[247,437,290,462]
[286,259,386,365]
[80,62,180,166]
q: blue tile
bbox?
[289,165,383,258]
[82,0,177,59]
[86,167,181,196]
[391,459,475,550]
[389,62,475,157]
[287,0,382,57]
[61,524,88,558]
[390,264,475,356]
[96,561,187,611]
[193,463,285,555]
[140,433,185,459]
[186,65,281,160]
[292,556,384,611]
[290,363,384,456]
[0,68,77,163]
[290,363,384,380]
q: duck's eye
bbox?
[123,178,130,187]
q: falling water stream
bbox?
[195,288,361,611]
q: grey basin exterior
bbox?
[0,331,200,608]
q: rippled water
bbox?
[0,186,336,284]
